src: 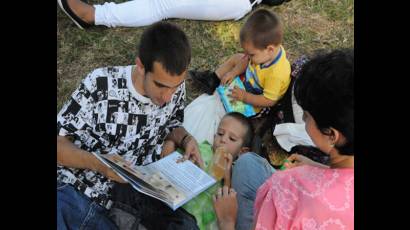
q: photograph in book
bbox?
[102,154,187,204]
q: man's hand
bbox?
[183,136,205,169]
[229,86,246,102]
[104,167,128,183]
[213,186,238,230]
[94,160,128,183]
[161,140,176,158]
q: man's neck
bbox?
[131,66,146,96]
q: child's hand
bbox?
[229,86,246,102]
[223,153,233,187]
[213,186,237,230]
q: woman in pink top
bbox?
[213,49,354,230]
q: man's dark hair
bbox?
[294,49,354,155]
[224,112,254,148]
[138,22,191,75]
[240,9,283,49]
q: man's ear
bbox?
[135,57,145,76]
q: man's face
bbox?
[213,116,247,159]
[241,41,275,65]
[143,62,186,106]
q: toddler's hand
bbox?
[229,86,246,102]
[221,72,235,85]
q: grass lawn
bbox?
[57,0,354,169]
[57,0,353,112]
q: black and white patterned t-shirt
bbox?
[57,65,185,209]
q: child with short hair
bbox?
[181,112,254,229]
[190,9,291,116]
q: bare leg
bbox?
[66,0,95,24]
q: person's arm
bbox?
[230,87,277,107]
[165,126,191,147]
[284,154,330,169]
[164,83,204,168]
[165,127,204,168]
[56,71,126,183]
[57,135,127,182]
[57,135,100,170]
[220,55,249,85]
[160,139,177,158]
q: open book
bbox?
[93,151,216,211]
[216,76,256,117]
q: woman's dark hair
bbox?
[138,22,191,75]
[294,49,354,155]
[224,112,254,148]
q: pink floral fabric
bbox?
[254,165,354,230]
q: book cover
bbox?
[216,77,256,117]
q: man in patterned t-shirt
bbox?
[57,22,203,230]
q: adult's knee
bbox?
[57,184,94,228]
[234,152,272,177]
[232,152,273,199]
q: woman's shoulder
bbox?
[256,166,354,230]
[267,165,353,191]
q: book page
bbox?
[100,154,178,201]
[98,152,215,210]
[140,152,216,202]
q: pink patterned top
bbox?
[254,165,354,230]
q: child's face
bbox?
[241,41,276,65]
[213,116,248,158]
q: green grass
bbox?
[57,0,354,111]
